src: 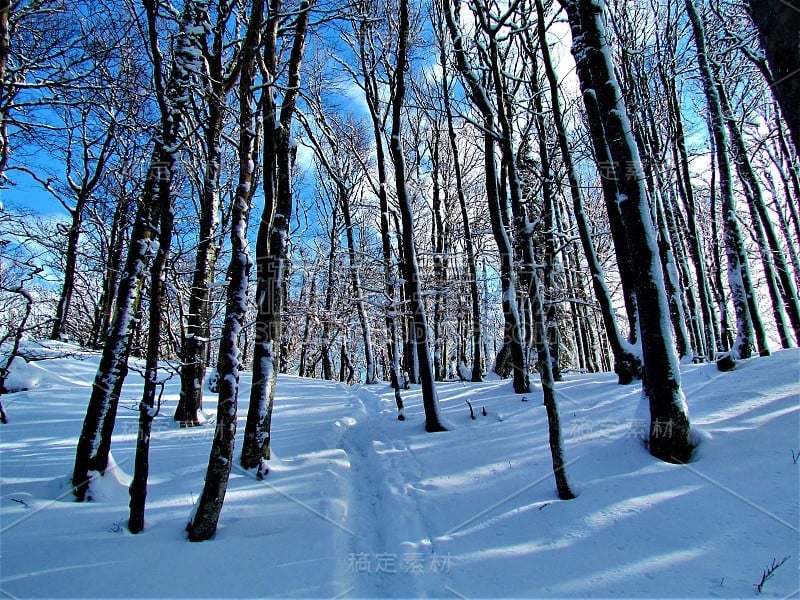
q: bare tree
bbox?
[240,0,314,476]
[187,0,264,542]
[561,0,692,462]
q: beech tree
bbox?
[561,0,692,463]
[72,0,208,503]
[390,0,446,432]
[684,0,762,371]
[240,0,314,476]
[187,0,264,542]
[746,0,800,153]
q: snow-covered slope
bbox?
[1,344,798,597]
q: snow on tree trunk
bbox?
[128,0,209,533]
[187,0,262,540]
[442,0,529,394]
[535,0,641,384]
[241,0,312,473]
[438,43,482,382]
[565,0,692,463]
[684,0,759,371]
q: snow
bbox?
[0,346,798,597]
[1,356,43,392]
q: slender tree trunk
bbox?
[526,45,562,381]
[51,197,89,341]
[357,13,405,416]
[663,71,717,359]
[91,194,131,349]
[342,192,377,384]
[391,0,445,432]
[443,0,529,393]
[175,120,222,425]
[241,0,312,475]
[298,264,319,377]
[71,165,154,501]
[128,0,209,532]
[438,26,482,382]
[128,147,176,533]
[685,0,760,370]
[187,0,262,541]
[715,75,800,346]
[321,202,339,381]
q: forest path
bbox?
[330,381,448,598]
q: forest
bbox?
[0,0,799,550]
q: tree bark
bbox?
[564,0,692,462]
[241,0,312,474]
[391,0,446,432]
[536,0,641,383]
[442,0,529,393]
[437,19,483,382]
[685,0,760,369]
[186,0,261,541]
[746,0,800,153]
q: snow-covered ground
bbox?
[1,343,798,598]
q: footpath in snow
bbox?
[0,344,798,597]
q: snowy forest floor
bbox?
[0,344,798,598]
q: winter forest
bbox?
[0,0,798,597]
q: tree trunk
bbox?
[51,197,89,341]
[438,24,482,382]
[91,192,132,349]
[128,0,208,532]
[746,0,800,153]
[391,0,446,432]
[443,0,529,393]
[685,0,759,369]
[356,12,405,415]
[187,0,261,541]
[662,70,718,359]
[71,166,154,501]
[565,0,692,463]
[715,74,800,347]
[241,0,312,475]
[536,0,641,383]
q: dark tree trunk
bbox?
[128,0,209,532]
[443,0,529,393]
[438,25,482,382]
[357,13,405,415]
[685,0,759,369]
[321,202,339,381]
[241,0,311,475]
[525,41,562,381]
[128,146,176,534]
[298,264,319,377]
[715,74,800,347]
[746,0,800,153]
[431,131,447,382]
[536,0,641,383]
[91,193,132,349]
[51,197,88,341]
[662,70,718,359]
[565,0,692,463]
[391,0,446,432]
[187,0,262,541]
[71,166,154,501]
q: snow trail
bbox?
[333,382,449,597]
